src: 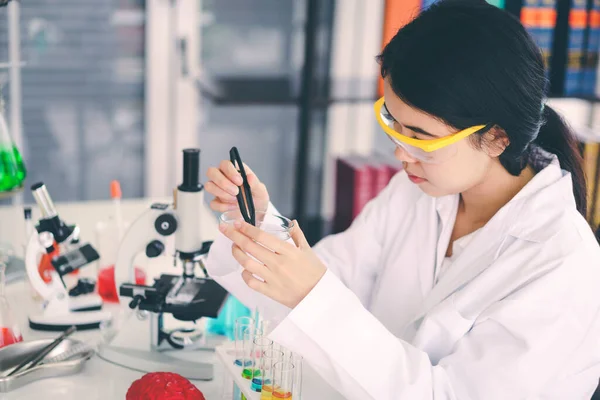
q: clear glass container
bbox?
[96,180,146,302]
[219,210,294,241]
[0,248,23,348]
[0,88,26,195]
[251,336,274,392]
[272,361,295,399]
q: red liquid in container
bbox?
[98,265,146,303]
[0,326,22,349]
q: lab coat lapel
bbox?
[407,201,519,328]
[414,198,449,298]
[405,156,565,330]
[434,195,459,279]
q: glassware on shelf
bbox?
[0,85,26,197]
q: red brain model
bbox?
[126,372,205,400]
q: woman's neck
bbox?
[459,162,536,225]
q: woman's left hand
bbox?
[218,219,327,309]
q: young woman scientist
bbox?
[205,1,600,399]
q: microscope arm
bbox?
[114,203,178,301]
[25,232,63,300]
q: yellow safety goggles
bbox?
[374,97,489,163]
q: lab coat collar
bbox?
[410,154,575,327]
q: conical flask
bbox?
[0,251,23,348]
[0,87,26,194]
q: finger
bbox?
[290,220,310,250]
[241,270,270,295]
[232,163,268,202]
[235,220,291,255]
[241,164,264,189]
[247,174,268,196]
[232,244,272,280]
[206,166,239,196]
[204,181,238,203]
[221,159,244,186]
[210,199,238,213]
[219,223,279,265]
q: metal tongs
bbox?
[229,147,256,226]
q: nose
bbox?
[394,146,418,164]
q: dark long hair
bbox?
[377,0,587,217]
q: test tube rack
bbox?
[215,343,345,400]
[215,344,261,400]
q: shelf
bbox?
[196,76,377,106]
[549,95,600,104]
[197,76,298,105]
[0,61,25,70]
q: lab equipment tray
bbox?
[0,338,94,392]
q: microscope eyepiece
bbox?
[178,149,203,193]
[31,182,58,218]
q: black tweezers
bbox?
[229,147,256,226]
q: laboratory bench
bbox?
[0,198,344,400]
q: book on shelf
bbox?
[333,154,403,233]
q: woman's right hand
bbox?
[205,160,270,213]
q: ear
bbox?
[482,126,509,158]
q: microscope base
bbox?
[97,345,214,380]
[28,309,112,331]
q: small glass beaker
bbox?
[219,210,294,242]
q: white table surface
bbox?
[2,279,228,400]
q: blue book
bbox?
[565,0,588,95]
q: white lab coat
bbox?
[206,156,600,400]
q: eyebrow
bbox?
[383,102,438,138]
[404,125,437,138]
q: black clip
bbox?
[229,147,256,226]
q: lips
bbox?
[406,172,426,184]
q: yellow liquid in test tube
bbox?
[272,390,292,399]
[260,384,274,400]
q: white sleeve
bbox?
[269,254,600,400]
[311,173,406,304]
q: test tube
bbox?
[274,343,292,360]
[242,328,257,379]
[291,353,303,400]
[259,317,278,336]
[272,361,295,399]
[260,349,284,400]
[251,336,274,392]
[234,316,254,366]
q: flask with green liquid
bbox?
[0,90,26,194]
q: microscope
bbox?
[97,149,228,380]
[25,182,112,331]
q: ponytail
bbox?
[533,105,587,217]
